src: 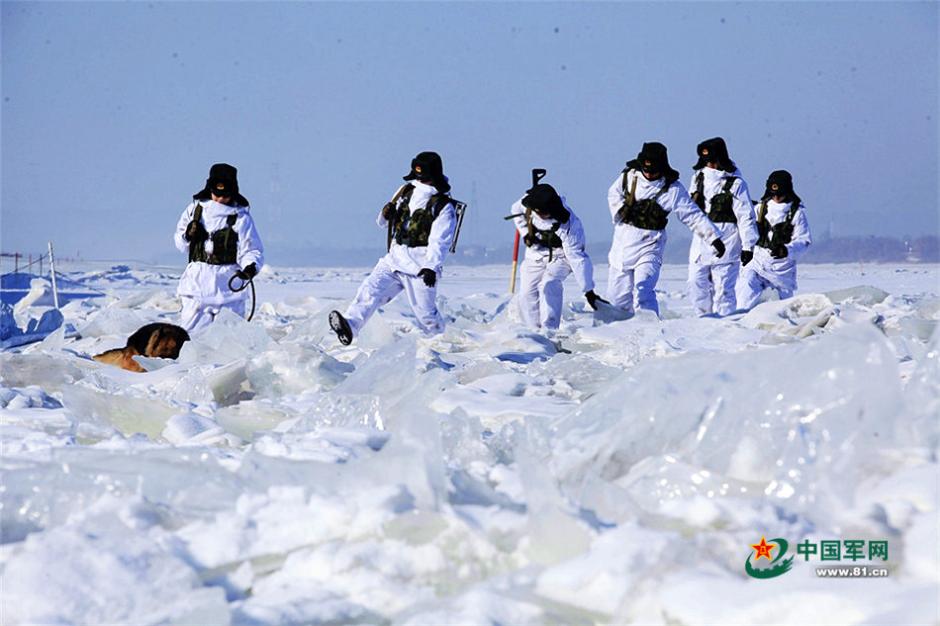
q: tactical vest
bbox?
[694,172,738,223]
[756,200,799,248]
[529,223,563,249]
[521,205,568,262]
[188,204,240,265]
[618,170,670,230]
[391,184,452,248]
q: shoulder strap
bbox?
[398,183,415,205]
[388,183,413,209]
[524,206,536,241]
[226,214,237,227]
[624,171,638,206]
[428,194,451,218]
[193,203,203,223]
[693,172,705,209]
[788,201,800,223]
[757,200,768,225]
[722,176,736,193]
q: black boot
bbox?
[329,310,353,346]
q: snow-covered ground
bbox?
[1,262,938,625]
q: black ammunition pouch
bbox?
[757,221,795,248]
[708,178,737,223]
[393,195,449,248]
[528,228,563,249]
[190,212,239,264]
[618,170,671,230]
[756,201,798,248]
[624,199,669,230]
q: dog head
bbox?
[127,323,191,359]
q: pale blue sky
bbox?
[2,1,937,264]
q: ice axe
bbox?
[509,168,546,293]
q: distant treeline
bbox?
[801,235,939,263]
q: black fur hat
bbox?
[693,137,736,172]
[403,151,450,192]
[194,163,249,205]
[522,183,568,221]
[762,169,801,203]
[626,142,679,185]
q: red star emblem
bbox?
[751,536,775,561]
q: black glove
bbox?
[523,234,536,247]
[770,244,789,259]
[185,220,208,242]
[740,249,754,266]
[585,290,609,311]
[418,268,437,288]
[381,202,397,221]
[235,263,258,280]
[711,238,726,258]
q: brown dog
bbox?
[93,323,191,372]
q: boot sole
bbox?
[329,310,353,346]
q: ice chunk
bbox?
[535,521,673,616]
[12,278,55,318]
[0,301,17,340]
[77,306,151,339]
[247,343,353,397]
[163,412,225,445]
[551,324,907,523]
[182,307,270,365]
[903,326,940,447]
[479,327,558,364]
[214,399,294,440]
[1,446,246,543]
[394,589,545,626]
[825,285,890,306]
[0,352,91,393]
[739,293,834,331]
[61,381,181,438]
[0,497,230,625]
[334,337,418,397]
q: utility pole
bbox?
[48,242,60,310]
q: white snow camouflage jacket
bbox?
[174,199,264,305]
[376,180,457,276]
[687,167,759,266]
[511,196,595,293]
[607,169,721,270]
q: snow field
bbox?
[1,262,938,625]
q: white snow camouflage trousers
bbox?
[180,296,247,333]
[517,253,573,330]
[688,260,739,316]
[607,258,662,317]
[343,257,444,337]
[736,263,796,310]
